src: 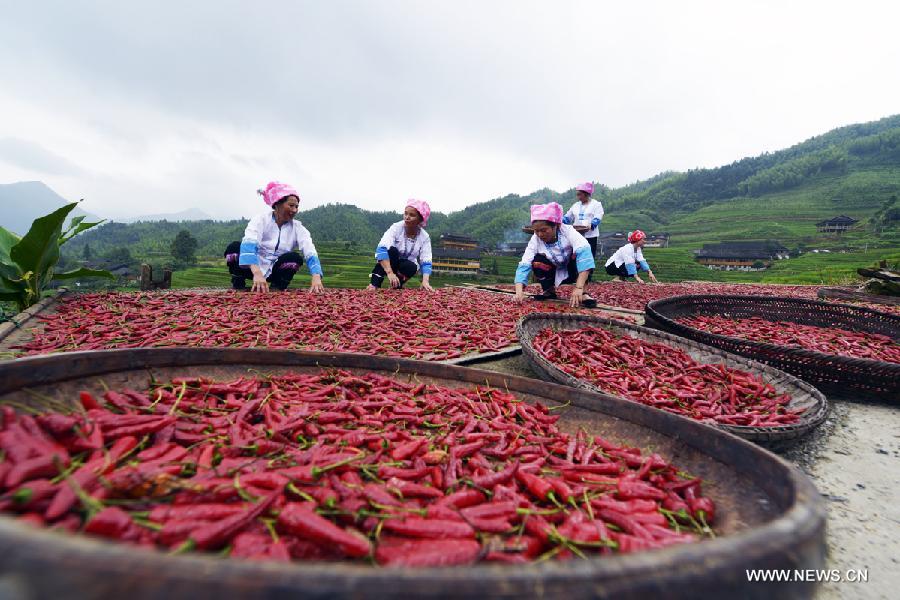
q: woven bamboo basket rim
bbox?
[516,312,828,445]
[644,294,900,373]
[817,287,900,307]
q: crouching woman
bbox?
[513,202,597,308]
[604,230,658,283]
[224,181,324,293]
[366,200,434,291]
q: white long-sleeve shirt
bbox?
[239,212,322,278]
[374,221,433,274]
[515,224,595,287]
[605,243,650,275]
[564,199,604,239]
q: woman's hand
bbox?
[310,274,325,294]
[387,272,401,289]
[251,273,269,293]
[421,281,434,292]
[513,284,526,303]
[570,287,585,307]
[648,271,658,284]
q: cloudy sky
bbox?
[0,0,898,219]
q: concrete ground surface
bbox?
[474,355,899,600]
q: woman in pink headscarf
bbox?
[513,202,597,308]
[604,230,658,283]
[562,182,604,281]
[223,182,325,293]
[366,200,434,291]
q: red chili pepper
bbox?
[45,435,138,520]
[189,488,281,550]
[471,460,519,489]
[382,517,475,539]
[277,502,371,558]
[85,506,139,540]
[375,537,481,567]
[515,470,554,502]
[436,488,486,509]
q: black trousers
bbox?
[532,253,593,293]
[370,247,419,288]
[224,241,302,290]
[605,262,633,279]
[585,236,598,282]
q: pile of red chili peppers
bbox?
[0,371,715,565]
[504,282,826,310]
[533,327,804,427]
[678,315,900,364]
[13,289,616,360]
[504,281,900,315]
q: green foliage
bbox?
[82,243,92,260]
[103,246,134,265]
[170,229,199,265]
[0,203,112,311]
[738,147,848,196]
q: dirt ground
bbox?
[474,355,899,600]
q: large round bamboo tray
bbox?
[516,313,828,447]
[0,348,824,599]
[644,294,900,399]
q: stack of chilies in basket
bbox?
[532,327,805,427]
[0,371,715,566]
[677,315,900,364]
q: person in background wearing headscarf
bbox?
[366,200,434,291]
[513,202,597,308]
[604,230,658,284]
[562,182,604,278]
[223,182,325,293]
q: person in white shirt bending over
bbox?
[224,181,325,293]
[366,199,435,291]
[604,230,659,284]
[513,202,597,308]
[562,182,604,276]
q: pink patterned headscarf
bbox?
[576,182,594,195]
[530,202,563,224]
[257,182,299,207]
[405,199,431,227]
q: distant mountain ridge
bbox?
[120,208,213,223]
[0,181,102,235]
[0,182,218,233]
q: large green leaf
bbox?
[0,226,20,262]
[60,213,105,246]
[53,267,114,280]
[9,203,76,288]
[0,274,26,294]
[0,226,22,281]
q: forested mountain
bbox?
[57,114,900,261]
[601,114,900,220]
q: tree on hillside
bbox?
[103,246,134,265]
[171,230,198,265]
[82,243,92,261]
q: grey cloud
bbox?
[0,137,85,176]
[1,1,898,194]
